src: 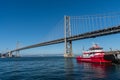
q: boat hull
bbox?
[76,56,112,63]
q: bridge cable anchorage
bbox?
[64,16,73,58]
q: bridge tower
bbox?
[64,16,73,58]
[16,41,20,57]
[8,51,12,57]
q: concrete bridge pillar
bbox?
[16,50,20,57]
[8,51,12,57]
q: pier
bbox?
[104,51,120,63]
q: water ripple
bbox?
[0,57,120,80]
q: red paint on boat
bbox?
[76,44,112,63]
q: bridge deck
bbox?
[10,25,120,52]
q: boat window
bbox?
[89,47,103,50]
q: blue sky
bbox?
[0,0,120,56]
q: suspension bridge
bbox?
[3,13,120,57]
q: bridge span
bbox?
[10,25,120,52]
[4,14,120,57]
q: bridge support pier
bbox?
[16,50,20,57]
[64,16,74,58]
[8,51,12,57]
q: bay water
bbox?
[0,57,120,80]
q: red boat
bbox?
[76,44,112,63]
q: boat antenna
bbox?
[109,48,112,51]
[82,46,84,51]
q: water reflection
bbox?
[64,58,74,80]
[10,60,22,80]
[77,62,112,80]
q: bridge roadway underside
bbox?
[11,26,120,52]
